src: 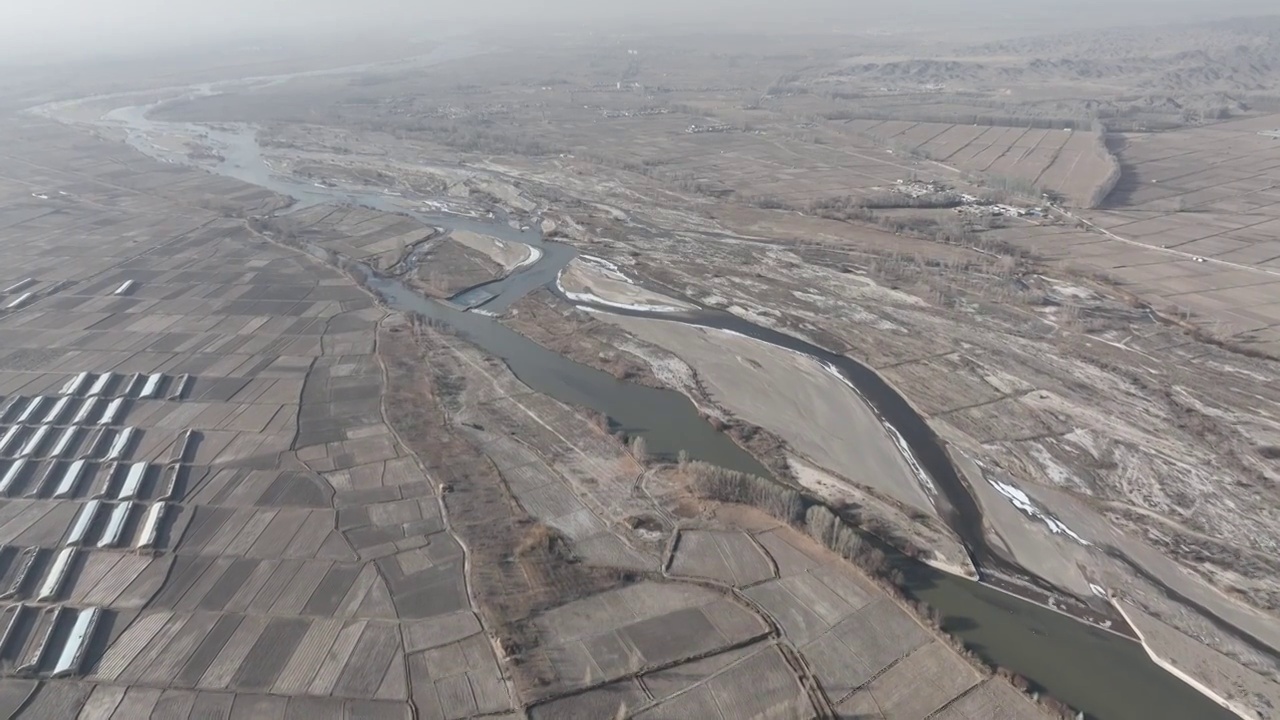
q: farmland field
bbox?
[844,119,1118,206]
[3,10,1280,719]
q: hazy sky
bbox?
[2,0,1277,63]
[2,1,361,58]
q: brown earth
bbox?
[411,238,505,299]
[503,289,665,387]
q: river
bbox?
[75,74,1238,720]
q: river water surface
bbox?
[83,82,1239,720]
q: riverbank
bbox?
[51,75,1269,718]
[1115,602,1267,720]
[450,228,542,274]
[289,190,1242,720]
[556,255,697,313]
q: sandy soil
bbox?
[950,450,1096,598]
[789,455,974,575]
[1120,602,1280,719]
[558,256,696,313]
[601,314,938,515]
[449,229,539,274]
[502,290,669,388]
[143,31,1280,713]
[411,237,504,298]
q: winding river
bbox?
[72,74,1240,720]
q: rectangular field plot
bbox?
[668,530,775,586]
[90,611,406,699]
[529,582,767,697]
[851,121,1114,205]
[864,641,982,718]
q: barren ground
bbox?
[16,14,1280,718]
[138,35,1280,711]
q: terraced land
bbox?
[991,112,1280,353]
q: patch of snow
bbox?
[724,305,782,327]
[837,275,929,308]
[792,290,830,306]
[988,478,1091,546]
[564,291,684,313]
[577,254,631,283]
[1064,428,1098,455]
[613,336,704,402]
[982,371,1036,395]
[1170,386,1234,422]
[420,199,489,219]
[560,270,683,313]
[1028,443,1080,490]
[1203,360,1272,384]
[513,245,543,271]
[817,360,938,496]
[1039,275,1096,300]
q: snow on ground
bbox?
[420,199,490,219]
[816,360,938,496]
[1029,442,1082,491]
[577,254,628,280]
[1064,428,1098,456]
[840,271,930,307]
[1039,275,1097,300]
[560,285,686,313]
[609,334,720,418]
[724,304,782,325]
[558,257,690,313]
[513,244,543,270]
[988,478,1091,545]
[791,290,904,332]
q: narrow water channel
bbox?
[83,92,1239,720]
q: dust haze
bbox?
[1,0,1280,713]
[3,0,1278,64]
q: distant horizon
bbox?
[3,0,1279,65]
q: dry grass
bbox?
[410,238,505,298]
[516,523,575,561]
[503,290,663,386]
[379,317,636,698]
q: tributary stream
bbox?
[81,77,1239,720]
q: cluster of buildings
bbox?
[686,123,734,134]
[890,179,1046,218]
[599,107,670,119]
[954,203,1034,218]
[892,179,950,197]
